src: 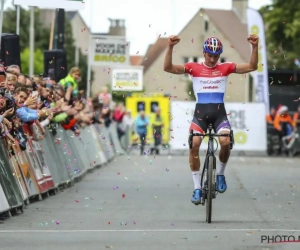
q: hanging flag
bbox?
[14,0,85,10]
[247,8,270,114]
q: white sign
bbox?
[170,101,267,151]
[247,8,270,114]
[89,37,130,66]
[112,68,143,91]
[14,0,85,10]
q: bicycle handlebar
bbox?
[192,133,230,137]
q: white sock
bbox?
[192,171,201,190]
[218,162,226,175]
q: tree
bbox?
[63,14,93,92]
[259,0,300,69]
[21,48,44,75]
[3,7,50,52]
[2,7,92,92]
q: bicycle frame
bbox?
[189,124,234,202]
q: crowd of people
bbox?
[0,65,110,153]
[266,105,300,136]
[266,104,300,155]
[0,62,166,157]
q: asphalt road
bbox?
[1,154,300,250]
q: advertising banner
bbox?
[170,102,267,151]
[89,36,130,66]
[112,68,143,91]
[247,8,270,114]
[14,0,85,10]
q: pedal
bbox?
[200,197,205,206]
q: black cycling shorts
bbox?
[189,103,231,134]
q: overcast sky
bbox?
[8,0,272,55]
[78,0,271,55]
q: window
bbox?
[205,20,209,32]
[220,58,226,63]
[193,57,198,62]
[183,57,189,64]
[151,101,159,113]
[137,101,145,112]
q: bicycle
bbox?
[189,123,234,223]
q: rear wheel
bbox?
[206,156,214,223]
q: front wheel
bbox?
[206,156,214,223]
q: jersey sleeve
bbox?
[227,62,237,74]
[184,62,195,75]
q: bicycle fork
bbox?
[200,154,217,205]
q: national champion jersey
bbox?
[184,62,236,104]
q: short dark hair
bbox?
[14,86,29,95]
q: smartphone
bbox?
[31,91,38,97]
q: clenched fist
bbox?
[247,34,259,46]
[168,35,180,46]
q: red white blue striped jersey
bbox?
[184,62,237,104]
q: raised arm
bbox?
[235,34,259,74]
[163,36,185,75]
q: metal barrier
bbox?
[0,140,24,215]
[0,121,120,219]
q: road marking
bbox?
[0,229,300,233]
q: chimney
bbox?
[108,18,126,37]
[232,0,248,24]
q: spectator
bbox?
[18,74,26,85]
[113,102,126,139]
[150,106,164,155]
[100,97,112,128]
[0,71,6,92]
[266,106,276,125]
[5,72,18,95]
[293,105,300,128]
[24,76,34,91]
[274,105,294,137]
[135,110,149,155]
[122,110,134,134]
[58,67,81,99]
[6,65,21,75]
[98,86,111,105]
[40,83,53,109]
[49,77,57,86]
[0,63,4,72]
[14,87,51,123]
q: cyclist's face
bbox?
[203,52,220,67]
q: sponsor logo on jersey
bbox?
[199,79,224,84]
[203,86,219,89]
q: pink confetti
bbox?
[122,194,126,198]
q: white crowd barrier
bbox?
[0,122,124,217]
[169,102,267,152]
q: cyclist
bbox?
[163,35,259,205]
